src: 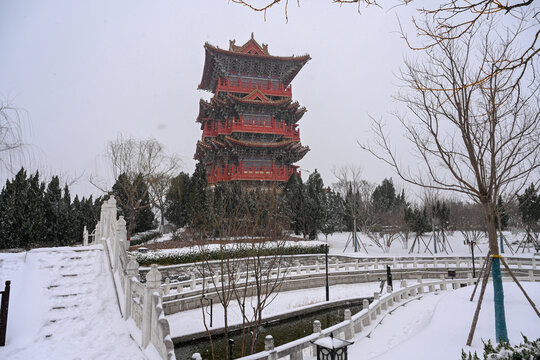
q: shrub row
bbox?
[133,245,325,266]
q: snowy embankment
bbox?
[0,246,152,360]
[346,282,540,360]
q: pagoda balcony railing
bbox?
[207,163,296,183]
[202,116,300,140]
[215,77,292,97]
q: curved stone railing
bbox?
[87,196,176,360]
[233,274,537,360]
[159,255,538,315]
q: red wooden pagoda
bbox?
[195,34,311,187]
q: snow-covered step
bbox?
[0,246,148,360]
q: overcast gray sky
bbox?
[1,0,430,197]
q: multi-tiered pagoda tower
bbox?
[195,34,310,188]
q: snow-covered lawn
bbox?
[324,231,534,258]
[346,281,540,360]
[0,246,153,360]
[131,230,535,262]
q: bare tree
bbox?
[362,19,539,342]
[332,165,373,252]
[232,0,537,75]
[193,186,288,359]
[91,135,180,237]
[0,102,29,175]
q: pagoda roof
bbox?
[197,95,306,124]
[228,90,290,105]
[194,136,309,161]
[199,34,311,92]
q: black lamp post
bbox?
[470,240,476,278]
[321,243,329,301]
[202,294,213,327]
[228,338,234,360]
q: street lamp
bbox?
[228,338,234,360]
[321,243,329,301]
[470,240,476,278]
[201,294,213,327]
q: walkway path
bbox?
[344,282,540,360]
[0,246,149,360]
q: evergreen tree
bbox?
[0,168,102,249]
[517,184,540,229]
[432,200,450,231]
[133,174,155,233]
[282,172,307,237]
[164,172,191,228]
[44,176,63,245]
[112,173,155,238]
[305,170,326,239]
[27,171,47,244]
[0,169,29,248]
[495,195,509,231]
[188,162,210,232]
[372,178,396,213]
[321,188,344,240]
[404,205,431,235]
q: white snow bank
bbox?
[346,281,540,360]
[0,247,154,360]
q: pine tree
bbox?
[518,184,540,229]
[188,162,210,232]
[164,172,191,228]
[26,171,46,245]
[0,168,30,248]
[404,205,431,235]
[321,188,344,240]
[432,200,450,231]
[495,195,509,231]
[372,178,396,214]
[133,174,155,234]
[112,173,155,238]
[44,176,63,245]
[282,172,307,237]
[306,170,326,239]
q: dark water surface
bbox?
[174,300,366,360]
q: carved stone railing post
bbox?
[312,320,321,355]
[417,278,424,294]
[440,274,447,291]
[107,195,117,239]
[164,277,170,295]
[344,309,354,340]
[265,335,277,360]
[374,292,381,315]
[143,264,162,348]
[125,258,139,320]
[363,299,371,326]
[190,272,196,290]
[83,226,89,246]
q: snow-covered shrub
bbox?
[130,229,161,246]
[461,336,540,360]
[134,244,325,266]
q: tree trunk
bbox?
[484,201,509,343]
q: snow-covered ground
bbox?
[0,230,536,360]
[346,282,540,360]
[0,246,154,360]
[324,230,534,258]
[132,230,535,261]
[168,280,417,338]
[169,276,539,359]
